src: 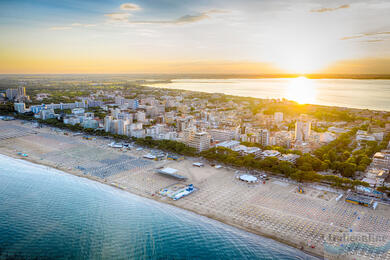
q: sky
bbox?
[0,0,389,74]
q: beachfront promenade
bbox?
[1,120,390,259]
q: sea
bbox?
[147,78,390,111]
[0,154,316,259]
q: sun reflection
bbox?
[286,76,316,104]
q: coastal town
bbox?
[1,76,390,259]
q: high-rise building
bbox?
[126,122,143,136]
[273,131,292,148]
[295,121,311,142]
[104,116,113,132]
[274,112,283,124]
[128,99,139,110]
[17,86,26,97]
[6,89,18,100]
[136,111,146,122]
[258,129,269,146]
[117,119,131,135]
[118,112,133,122]
[186,132,211,152]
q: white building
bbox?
[64,116,81,125]
[320,132,336,143]
[72,108,85,115]
[14,103,26,113]
[186,132,211,152]
[232,145,262,156]
[274,112,283,124]
[261,150,281,158]
[146,124,164,138]
[373,132,384,141]
[363,168,389,187]
[117,119,131,135]
[82,119,98,129]
[208,129,236,142]
[129,129,145,138]
[279,154,300,163]
[273,131,292,148]
[157,132,178,141]
[216,140,241,149]
[136,111,146,122]
[115,96,125,105]
[258,129,269,146]
[36,93,50,101]
[328,126,348,134]
[84,112,94,120]
[6,89,18,100]
[40,109,56,120]
[295,121,311,142]
[104,116,113,132]
[356,130,376,142]
[372,151,390,170]
[17,86,26,97]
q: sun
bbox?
[286,76,317,104]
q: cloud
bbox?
[126,10,226,25]
[49,23,98,31]
[104,2,226,25]
[105,3,141,23]
[364,39,384,43]
[71,23,97,28]
[120,3,141,11]
[311,4,350,13]
[341,31,390,40]
[49,26,72,31]
[104,12,132,21]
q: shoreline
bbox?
[2,120,389,260]
[0,150,323,259]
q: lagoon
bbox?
[148,78,390,111]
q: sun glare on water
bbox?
[286,76,316,104]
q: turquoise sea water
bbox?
[0,154,317,259]
[148,78,390,111]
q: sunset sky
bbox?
[0,0,389,74]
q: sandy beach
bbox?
[1,120,390,259]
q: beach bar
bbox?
[345,195,374,207]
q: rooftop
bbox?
[345,194,374,205]
[157,167,187,180]
[239,174,258,183]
